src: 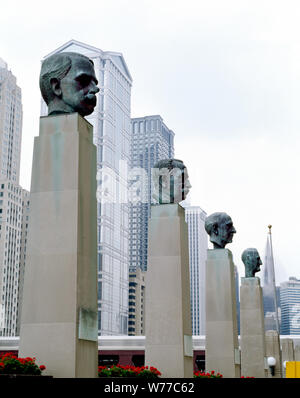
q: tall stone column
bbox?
[19,113,98,378]
[145,204,193,378]
[265,330,282,378]
[294,345,300,361]
[281,338,295,377]
[240,277,267,378]
[205,249,240,378]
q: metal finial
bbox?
[268,224,272,233]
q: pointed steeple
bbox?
[263,225,280,332]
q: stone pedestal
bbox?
[265,330,282,378]
[145,204,193,378]
[205,249,240,378]
[281,338,295,377]
[295,346,300,361]
[240,277,267,378]
[19,114,98,378]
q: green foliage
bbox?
[0,352,46,375]
[98,364,161,378]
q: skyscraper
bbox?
[41,40,132,335]
[280,277,300,335]
[128,268,146,336]
[234,265,240,335]
[0,59,29,337]
[0,58,22,184]
[263,225,280,332]
[17,190,30,334]
[129,115,174,272]
[184,205,207,335]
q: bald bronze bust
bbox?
[205,212,236,249]
[241,248,262,278]
[40,52,99,117]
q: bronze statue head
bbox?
[152,159,191,204]
[241,248,262,278]
[40,52,99,117]
[205,212,236,249]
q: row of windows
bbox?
[132,119,161,135]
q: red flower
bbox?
[39,365,46,371]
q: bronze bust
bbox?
[241,248,262,277]
[152,159,191,204]
[205,212,236,249]
[40,52,99,117]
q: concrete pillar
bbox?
[295,345,300,361]
[265,330,282,378]
[19,114,98,378]
[240,277,267,378]
[205,249,240,378]
[145,204,193,378]
[281,338,295,377]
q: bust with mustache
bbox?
[40,52,99,118]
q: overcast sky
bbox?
[1,0,300,283]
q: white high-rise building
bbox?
[17,190,30,335]
[129,115,174,272]
[41,40,132,335]
[0,58,22,184]
[0,59,29,337]
[0,183,29,337]
[184,206,207,335]
[280,277,300,335]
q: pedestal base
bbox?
[19,114,98,378]
[281,338,295,378]
[240,277,267,378]
[145,204,193,378]
[205,249,240,378]
[265,330,282,378]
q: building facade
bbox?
[184,206,207,336]
[0,183,29,337]
[16,190,30,335]
[129,115,174,272]
[41,40,132,335]
[280,277,300,335]
[234,265,240,335]
[0,58,22,184]
[128,268,146,336]
[0,59,29,337]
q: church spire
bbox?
[263,225,280,333]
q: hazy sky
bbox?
[1,0,300,283]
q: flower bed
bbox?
[98,364,161,378]
[0,352,46,376]
[194,370,223,378]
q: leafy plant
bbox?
[0,352,46,375]
[98,364,161,378]
[194,370,223,378]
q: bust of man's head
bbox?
[40,52,99,117]
[241,248,262,278]
[152,159,191,204]
[205,212,236,249]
